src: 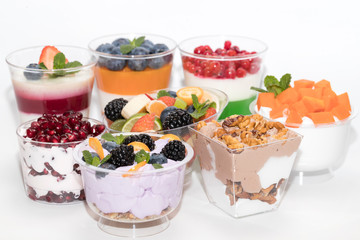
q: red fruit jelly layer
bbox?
[15,92,91,114]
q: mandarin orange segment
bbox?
[256,92,275,110]
[127,141,150,152]
[89,137,104,160]
[293,79,315,89]
[176,87,204,105]
[145,100,168,117]
[160,134,181,141]
[123,160,147,177]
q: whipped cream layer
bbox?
[184,70,262,101]
[78,139,189,220]
[256,106,353,172]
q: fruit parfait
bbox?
[73,132,194,237]
[16,111,105,204]
[254,73,355,179]
[102,86,228,172]
[88,34,177,110]
[189,114,302,218]
[6,46,96,123]
[179,35,267,118]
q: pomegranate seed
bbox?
[44,162,54,170]
[31,122,40,130]
[236,68,247,78]
[73,112,83,120]
[40,122,49,130]
[63,110,75,117]
[60,135,68,143]
[79,130,88,140]
[224,40,232,50]
[26,127,38,138]
[225,68,236,79]
[46,129,56,136]
[249,63,260,74]
[94,124,105,136]
[37,117,47,124]
[63,125,72,134]
[73,124,81,131]
[36,135,47,142]
[69,117,79,127]
[66,133,77,142]
[50,135,60,143]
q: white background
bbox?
[1,0,360,239]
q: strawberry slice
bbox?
[158,96,176,106]
[198,107,217,121]
[131,113,155,132]
[38,46,68,69]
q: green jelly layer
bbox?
[219,96,256,119]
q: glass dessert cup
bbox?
[6,46,96,124]
[103,87,229,177]
[179,35,267,118]
[88,33,177,111]
[189,121,302,218]
[73,133,194,237]
[16,117,104,204]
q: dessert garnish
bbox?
[250,73,291,96]
[119,36,145,54]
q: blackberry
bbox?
[161,140,186,161]
[123,134,155,151]
[107,144,135,167]
[162,109,193,130]
[104,98,128,121]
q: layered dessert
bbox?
[190,114,301,217]
[7,46,95,123]
[89,35,176,110]
[179,36,267,118]
[254,74,354,172]
[16,111,105,203]
[75,133,193,221]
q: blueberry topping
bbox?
[141,40,154,51]
[160,106,178,123]
[24,63,43,80]
[149,153,168,164]
[150,43,169,54]
[102,141,120,152]
[96,43,114,54]
[110,47,122,55]
[96,162,117,178]
[148,57,165,69]
[168,91,177,98]
[128,47,149,71]
[187,105,195,114]
[105,58,126,71]
[112,38,130,47]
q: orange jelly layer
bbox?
[95,63,172,95]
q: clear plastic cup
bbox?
[88,33,177,111]
[73,133,194,237]
[6,46,96,123]
[179,35,268,118]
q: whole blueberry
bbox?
[112,38,130,47]
[24,63,43,80]
[150,43,169,54]
[96,43,114,54]
[160,106,178,124]
[141,40,154,51]
[187,105,195,114]
[102,141,120,152]
[96,162,117,178]
[149,153,168,164]
[148,57,165,69]
[168,91,177,98]
[106,59,126,71]
[81,152,100,162]
[128,47,149,71]
[111,47,122,55]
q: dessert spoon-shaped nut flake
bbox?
[215,128,227,138]
[223,135,244,149]
[196,121,207,130]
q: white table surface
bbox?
[1,0,360,239]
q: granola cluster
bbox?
[197,114,289,149]
[225,178,285,205]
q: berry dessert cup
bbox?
[16,111,105,204]
[6,45,96,123]
[102,87,228,175]
[189,114,302,218]
[254,76,356,182]
[73,132,194,237]
[88,33,177,111]
[179,35,267,118]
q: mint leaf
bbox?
[250,86,268,93]
[192,94,201,109]
[92,156,100,166]
[190,94,210,119]
[264,75,280,89]
[135,149,150,163]
[53,53,66,69]
[157,90,171,98]
[120,45,135,54]
[268,85,283,96]
[101,133,117,142]
[115,135,125,145]
[101,154,111,164]
[82,150,93,165]
[39,62,48,70]
[209,102,217,109]
[152,163,163,169]
[65,61,82,68]
[279,73,291,90]
[134,36,145,47]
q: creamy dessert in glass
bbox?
[6,45,96,123]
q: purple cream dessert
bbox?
[74,133,194,221]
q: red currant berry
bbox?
[225,68,236,79]
[194,66,203,76]
[224,40,232,50]
[209,61,221,75]
[194,46,204,54]
[227,49,236,56]
[203,67,212,77]
[240,59,251,70]
[249,63,260,74]
[236,68,247,78]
